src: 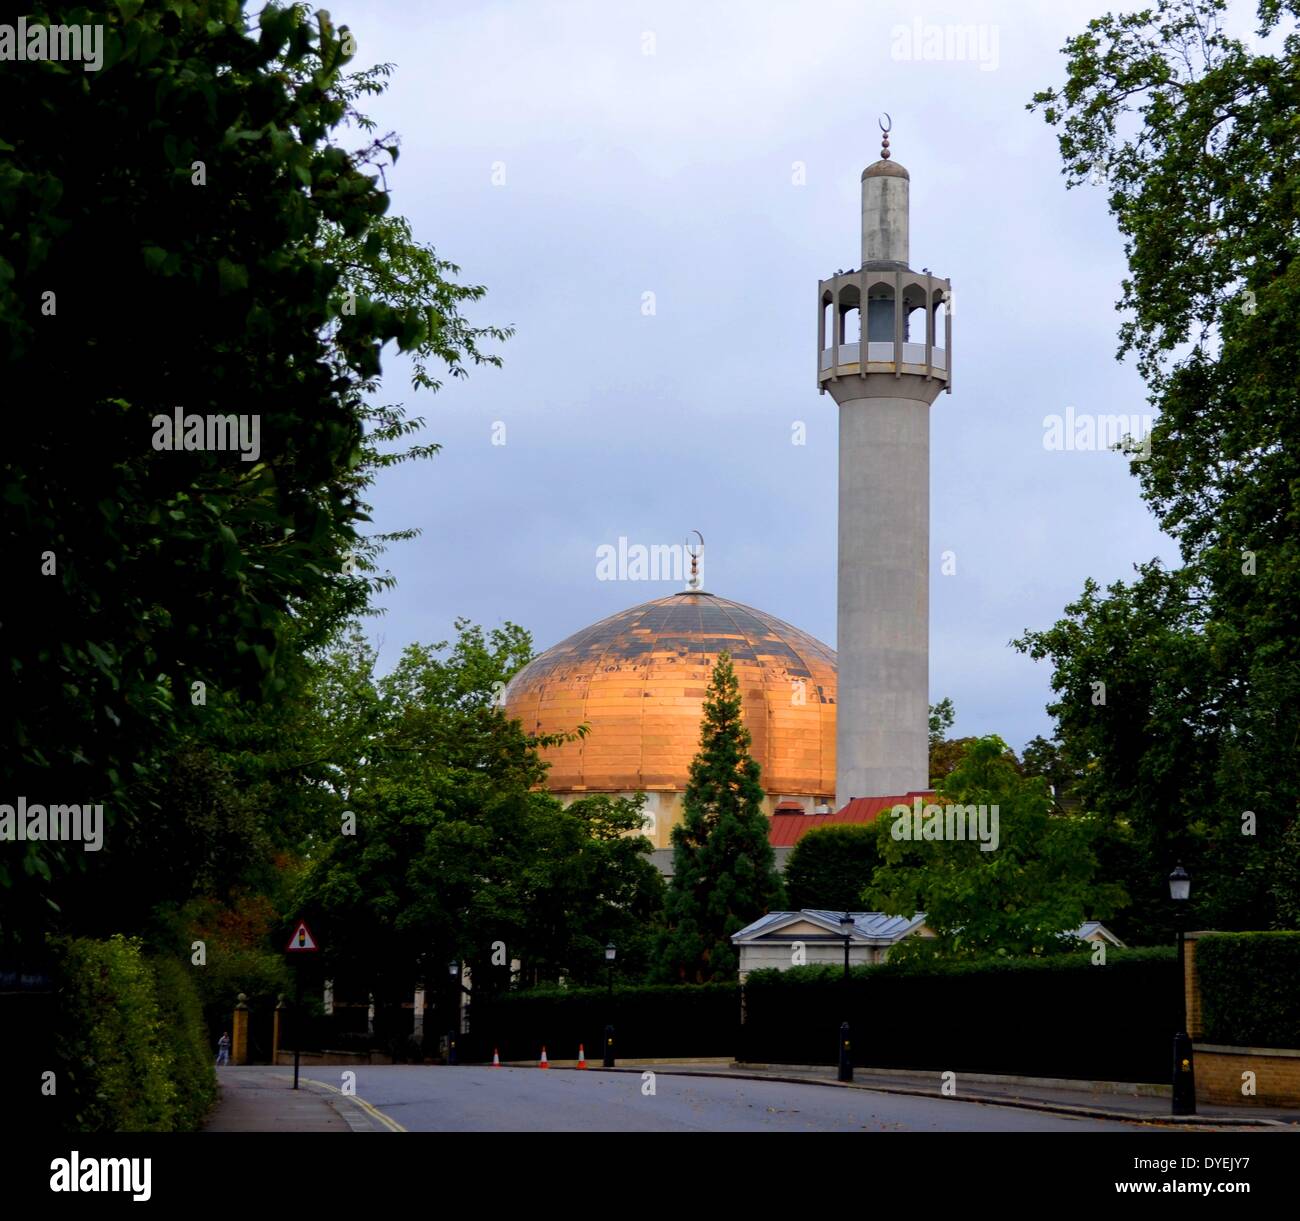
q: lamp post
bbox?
[446,959,460,1066]
[838,912,853,1083]
[604,941,617,1068]
[1169,865,1195,1115]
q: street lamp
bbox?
[446,959,460,1067]
[838,912,853,1083]
[604,941,617,1068]
[1169,865,1195,1115]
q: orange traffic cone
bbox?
[539,1046,549,1069]
[577,1044,587,1069]
[492,1048,501,1068]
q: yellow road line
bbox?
[279,1073,407,1132]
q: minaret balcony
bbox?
[818,267,952,391]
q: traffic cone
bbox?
[539,1046,549,1069]
[577,1044,587,1069]
[492,1048,501,1068]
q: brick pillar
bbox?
[232,993,250,1066]
[272,995,287,1065]
[1185,931,1212,1040]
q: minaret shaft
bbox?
[832,381,933,807]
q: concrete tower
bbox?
[818,120,952,808]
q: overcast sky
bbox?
[338,0,1193,753]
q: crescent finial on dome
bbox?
[686,530,705,592]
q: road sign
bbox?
[286,920,318,953]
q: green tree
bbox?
[657,653,785,983]
[292,620,659,1026]
[784,825,882,912]
[1020,0,1300,937]
[866,737,1127,959]
[0,2,506,939]
[928,698,956,750]
[1020,734,1081,810]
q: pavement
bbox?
[604,1061,1300,1128]
[203,1066,397,1132]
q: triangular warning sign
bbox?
[286,920,318,952]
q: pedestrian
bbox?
[216,1031,230,1067]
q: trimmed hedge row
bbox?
[742,948,1180,1082]
[462,950,1180,1083]
[51,935,216,1132]
[465,982,740,1063]
[1196,932,1300,1048]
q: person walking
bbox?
[215,1031,230,1067]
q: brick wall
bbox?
[1194,1045,1300,1108]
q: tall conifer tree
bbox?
[657,652,785,982]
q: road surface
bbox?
[265,1065,1162,1132]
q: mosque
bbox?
[503,123,951,871]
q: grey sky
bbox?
[343,0,1186,753]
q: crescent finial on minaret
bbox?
[879,112,892,160]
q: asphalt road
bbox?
[305,1065,1150,1132]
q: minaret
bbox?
[818,118,952,808]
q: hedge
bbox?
[465,982,740,1063]
[51,935,216,1132]
[151,955,218,1127]
[741,948,1181,1082]
[1196,932,1300,1049]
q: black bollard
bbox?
[1172,1030,1196,1115]
[837,1021,853,1083]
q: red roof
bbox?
[768,792,933,847]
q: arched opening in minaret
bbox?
[903,289,926,346]
[865,280,895,345]
[837,283,861,348]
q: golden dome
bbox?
[503,591,836,805]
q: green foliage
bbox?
[152,894,291,1037]
[0,2,505,938]
[741,947,1179,1079]
[292,620,662,1002]
[927,699,1024,786]
[657,652,785,983]
[784,825,882,911]
[866,736,1127,958]
[148,955,218,1129]
[1196,932,1300,1048]
[51,934,213,1132]
[1021,0,1300,938]
[928,698,955,750]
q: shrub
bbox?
[51,935,215,1131]
[1196,932,1300,1048]
[741,947,1180,1082]
[53,935,174,1132]
[150,955,217,1128]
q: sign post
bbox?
[284,920,319,1090]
